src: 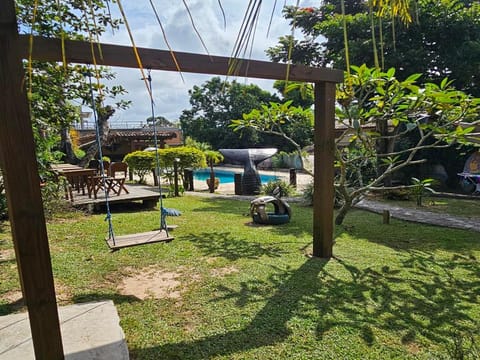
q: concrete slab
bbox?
[0,300,129,360]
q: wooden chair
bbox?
[107,162,129,196]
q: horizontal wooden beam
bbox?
[18,35,343,83]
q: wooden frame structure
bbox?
[0,1,343,358]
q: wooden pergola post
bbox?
[313,82,337,258]
[0,2,64,359]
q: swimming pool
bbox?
[193,169,278,184]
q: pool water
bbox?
[193,169,278,184]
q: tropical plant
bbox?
[204,150,224,193]
[261,179,295,198]
[410,177,436,206]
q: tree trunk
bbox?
[60,126,80,164]
[208,161,215,193]
[376,118,392,186]
[79,106,114,167]
[335,200,352,225]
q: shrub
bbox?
[302,181,344,208]
[302,181,314,205]
[123,151,155,184]
[262,179,295,198]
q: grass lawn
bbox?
[376,195,480,221]
[1,195,479,359]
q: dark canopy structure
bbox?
[0,1,343,358]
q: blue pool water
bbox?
[193,169,278,184]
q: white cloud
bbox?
[97,0,317,126]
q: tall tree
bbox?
[179,77,279,149]
[232,65,480,225]
[16,0,130,169]
[268,1,480,95]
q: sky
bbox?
[93,0,317,128]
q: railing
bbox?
[74,121,147,130]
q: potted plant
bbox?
[204,150,224,193]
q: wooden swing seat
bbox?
[106,230,173,250]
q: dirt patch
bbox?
[118,266,182,300]
[211,266,239,277]
[2,290,22,303]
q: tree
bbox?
[16,0,130,171]
[204,150,224,193]
[231,101,314,174]
[233,65,480,225]
[270,1,480,95]
[146,116,176,128]
[180,77,279,149]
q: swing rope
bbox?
[85,69,115,245]
[145,69,171,236]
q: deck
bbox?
[69,183,163,209]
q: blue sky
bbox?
[96,0,318,127]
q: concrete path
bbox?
[356,199,480,233]
[0,301,129,360]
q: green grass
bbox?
[378,195,480,221]
[1,196,479,359]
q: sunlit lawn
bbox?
[1,195,479,359]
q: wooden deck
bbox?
[70,183,163,208]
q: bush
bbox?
[302,181,314,205]
[123,151,155,184]
[262,179,295,198]
[302,181,344,208]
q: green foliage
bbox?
[16,0,129,169]
[74,148,85,159]
[180,77,279,149]
[302,181,314,205]
[271,151,306,169]
[40,176,72,220]
[123,151,155,184]
[184,136,212,151]
[272,1,480,96]
[124,147,206,185]
[157,147,206,186]
[261,179,295,198]
[231,100,314,157]
[410,177,436,206]
[204,150,224,167]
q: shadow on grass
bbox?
[338,209,480,255]
[184,231,288,260]
[131,248,479,359]
[189,197,314,239]
[131,257,328,359]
